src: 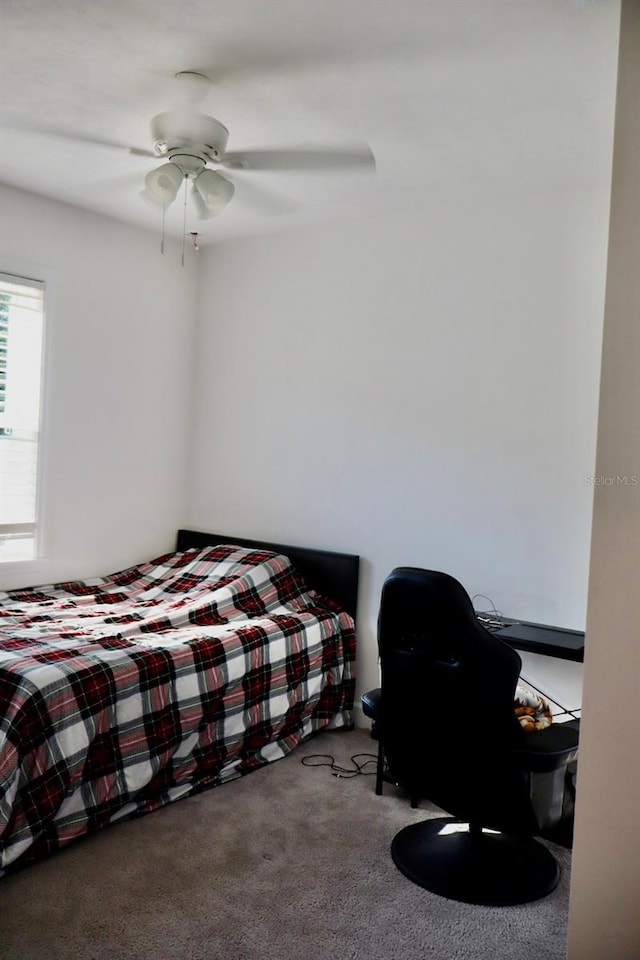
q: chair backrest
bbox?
[378,567,536,834]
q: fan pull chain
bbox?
[181,177,188,267]
[160,205,166,255]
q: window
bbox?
[0,273,45,563]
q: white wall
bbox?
[0,159,607,719]
[0,185,197,591]
[189,183,610,704]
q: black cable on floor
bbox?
[301,753,378,778]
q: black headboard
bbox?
[176,529,360,620]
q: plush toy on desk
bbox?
[514,686,553,732]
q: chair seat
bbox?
[361,687,381,720]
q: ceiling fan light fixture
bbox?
[195,169,235,216]
[190,182,216,220]
[141,161,183,207]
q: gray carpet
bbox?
[0,728,571,960]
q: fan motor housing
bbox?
[150,111,229,163]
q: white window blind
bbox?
[0,272,45,562]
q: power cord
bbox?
[472,593,507,630]
[301,753,378,779]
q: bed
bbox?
[0,530,359,873]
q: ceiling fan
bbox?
[133,70,376,222]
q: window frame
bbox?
[0,266,51,573]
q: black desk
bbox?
[480,619,585,663]
[475,617,583,722]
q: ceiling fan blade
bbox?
[129,147,157,158]
[221,144,375,172]
[0,118,152,157]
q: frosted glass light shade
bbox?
[140,162,183,207]
[194,169,235,216]
[190,184,216,220]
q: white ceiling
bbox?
[0,0,620,245]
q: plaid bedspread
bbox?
[0,544,356,871]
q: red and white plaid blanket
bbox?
[0,544,356,871]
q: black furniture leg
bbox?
[375,737,384,796]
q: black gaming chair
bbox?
[370,567,579,906]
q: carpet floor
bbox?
[0,728,571,960]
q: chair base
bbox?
[391,817,560,906]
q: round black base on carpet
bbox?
[391,817,560,906]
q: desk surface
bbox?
[483,619,585,662]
